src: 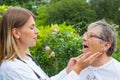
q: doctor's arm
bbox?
[50,52,102,80]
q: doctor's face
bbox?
[15,16,39,48]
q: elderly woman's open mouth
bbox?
[82,44,89,53]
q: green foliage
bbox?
[112,38,120,61]
[22,0,37,14]
[1,0,46,14]
[90,0,120,26]
[36,5,48,26]
[30,23,82,76]
[36,0,97,35]
[112,25,120,61]
[0,5,9,19]
[1,0,42,6]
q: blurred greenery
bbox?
[0,0,120,76]
[30,23,82,76]
[0,5,9,19]
[89,0,120,26]
[36,0,97,35]
[0,0,48,14]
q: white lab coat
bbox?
[0,57,80,80]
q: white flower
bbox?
[45,46,50,51]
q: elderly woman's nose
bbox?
[82,35,88,42]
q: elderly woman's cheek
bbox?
[90,42,102,53]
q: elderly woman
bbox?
[79,20,120,80]
[0,7,102,80]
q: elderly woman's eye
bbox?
[87,33,92,38]
[90,34,95,37]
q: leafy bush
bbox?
[111,24,120,61]
[90,0,120,26]
[36,4,48,26]
[112,35,120,61]
[30,23,82,76]
[36,0,97,35]
[0,5,9,19]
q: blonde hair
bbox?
[0,7,35,64]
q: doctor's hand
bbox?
[66,52,102,74]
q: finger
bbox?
[80,52,92,60]
[69,57,77,63]
[85,52,102,64]
[76,54,84,60]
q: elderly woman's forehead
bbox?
[87,26,102,33]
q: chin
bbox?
[30,43,36,47]
[82,50,89,53]
[32,44,36,46]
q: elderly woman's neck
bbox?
[91,53,112,67]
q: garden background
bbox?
[0,0,120,77]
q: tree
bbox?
[36,0,97,35]
[89,0,120,26]
[0,0,48,14]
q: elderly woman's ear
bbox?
[103,42,111,52]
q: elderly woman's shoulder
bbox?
[112,58,120,69]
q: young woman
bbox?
[0,7,102,80]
